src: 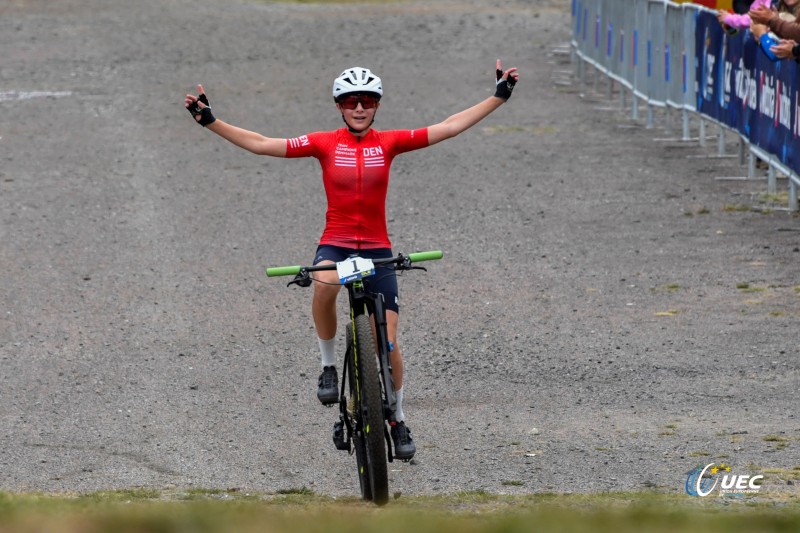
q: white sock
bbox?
[394,387,405,422]
[318,337,336,368]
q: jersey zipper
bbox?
[356,135,363,250]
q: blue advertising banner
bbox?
[721,23,752,136]
[780,61,800,174]
[695,11,725,122]
[696,10,800,174]
[788,64,800,173]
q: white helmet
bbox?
[332,67,383,100]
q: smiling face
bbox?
[335,93,381,135]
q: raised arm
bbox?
[718,9,752,30]
[184,84,287,157]
[749,5,776,26]
[426,60,519,146]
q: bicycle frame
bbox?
[342,273,397,458]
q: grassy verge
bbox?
[255,0,406,4]
[0,490,799,533]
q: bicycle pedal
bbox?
[332,420,350,451]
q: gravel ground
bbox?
[1,0,798,499]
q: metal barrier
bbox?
[571,0,800,211]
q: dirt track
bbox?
[1,0,798,498]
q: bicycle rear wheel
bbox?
[349,313,389,505]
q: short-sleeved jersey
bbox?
[285,127,429,249]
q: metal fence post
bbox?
[738,137,746,166]
[768,165,776,196]
[571,0,799,211]
[699,118,706,148]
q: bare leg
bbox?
[386,310,403,390]
[311,262,341,340]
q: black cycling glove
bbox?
[494,69,517,100]
[187,92,216,126]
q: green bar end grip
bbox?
[408,250,443,263]
[266,265,302,277]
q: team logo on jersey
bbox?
[335,156,357,167]
[288,135,309,148]
[363,146,385,168]
[334,143,357,167]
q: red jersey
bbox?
[285,127,429,249]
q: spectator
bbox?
[750,1,800,60]
[769,38,800,59]
[733,0,753,13]
[717,0,771,32]
[750,0,800,40]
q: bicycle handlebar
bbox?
[265,250,443,278]
[266,265,304,277]
[407,250,443,263]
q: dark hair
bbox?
[732,0,750,14]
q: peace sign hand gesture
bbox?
[494,59,519,100]
[185,84,216,127]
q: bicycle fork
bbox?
[371,292,398,423]
[333,342,353,453]
[371,293,397,463]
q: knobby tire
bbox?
[352,313,389,505]
[346,327,372,502]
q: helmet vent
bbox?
[332,67,383,99]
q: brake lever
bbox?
[288,271,312,287]
[394,263,427,273]
[394,255,428,272]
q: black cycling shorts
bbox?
[313,245,399,313]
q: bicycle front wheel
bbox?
[346,326,371,502]
[350,313,389,505]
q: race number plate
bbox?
[336,256,375,284]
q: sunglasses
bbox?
[338,94,379,110]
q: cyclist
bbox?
[184,60,519,459]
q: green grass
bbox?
[760,192,789,206]
[722,204,752,212]
[0,490,799,533]
[688,451,711,457]
[659,429,675,436]
[258,0,404,4]
[763,467,800,481]
[736,283,767,293]
[483,125,558,135]
[763,435,791,451]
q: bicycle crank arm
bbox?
[384,424,394,463]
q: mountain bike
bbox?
[266,250,442,505]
